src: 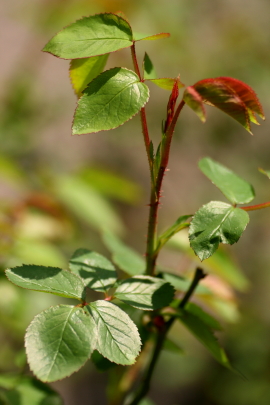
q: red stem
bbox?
[146,100,186,275]
[131,43,153,176]
[240,201,270,211]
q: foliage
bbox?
[3,10,268,405]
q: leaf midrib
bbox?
[45,307,74,379]
[91,305,135,361]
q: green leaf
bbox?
[2,377,63,405]
[133,32,170,41]
[157,215,192,251]
[259,167,270,179]
[5,265,85,300]
[199,157,255,204]
[146,78,184,91]
[43,13,133,59]
[69,249,117,293]
[91,350,116,372]
[163,338,184,355]
[102,231,145,275]
[183,86,206,122]
[88,300,141,365]
[114,275,175,310]
[189,201,250,261]
[72,68,149,135]
[54,175,124,235]
[78,167,143,204]
[69,54,109,97]
[177,309,232,370]
[143,53,156,80]
[162,272,210,295]
[185,302,222,331]
[25,305,97,382]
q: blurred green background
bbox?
[1,0,270,404]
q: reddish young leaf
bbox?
[213,77,265,123]
[190,77,265,134]
[183,86,206,123]
[164,80,180,132]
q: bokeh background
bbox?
[1,1,270,404]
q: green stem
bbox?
[125,267,206,405]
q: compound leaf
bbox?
[72,68,149,135]
[70,54,109,97]
[25,305,97,382]
[102,231,145,275]
[199,157,255,204]
[88,300,141,365]
[115,275,175,310]
[43,13,133,59]
[189,201,249,261]
[5,265,85,301]
[69,249,117,293]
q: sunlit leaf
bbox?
[102,231,145,275]
[189,201,250,261]
[88,300,141,365]
[6,265,85,300]
[72,68,149,135]
[69,54,108,97]
[25,305,97,382]
[183,86,206,122]
[146,77,184,91]
[115,275,175,310]
[157,215,192,251]
[133,32,170,41]
[143,53,156,80]
[69,249,117,293]
[259,167,270,179]
[199,157,255,204]
[43,13,133,59]
[213,77,264,121]
[192,77,265,134]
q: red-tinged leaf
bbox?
[134,32,170,41]
[193,79,252,134]
[212,77,265,122]
[164,81,180,132]
[146,77,185,91]
[183,86,206,123]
